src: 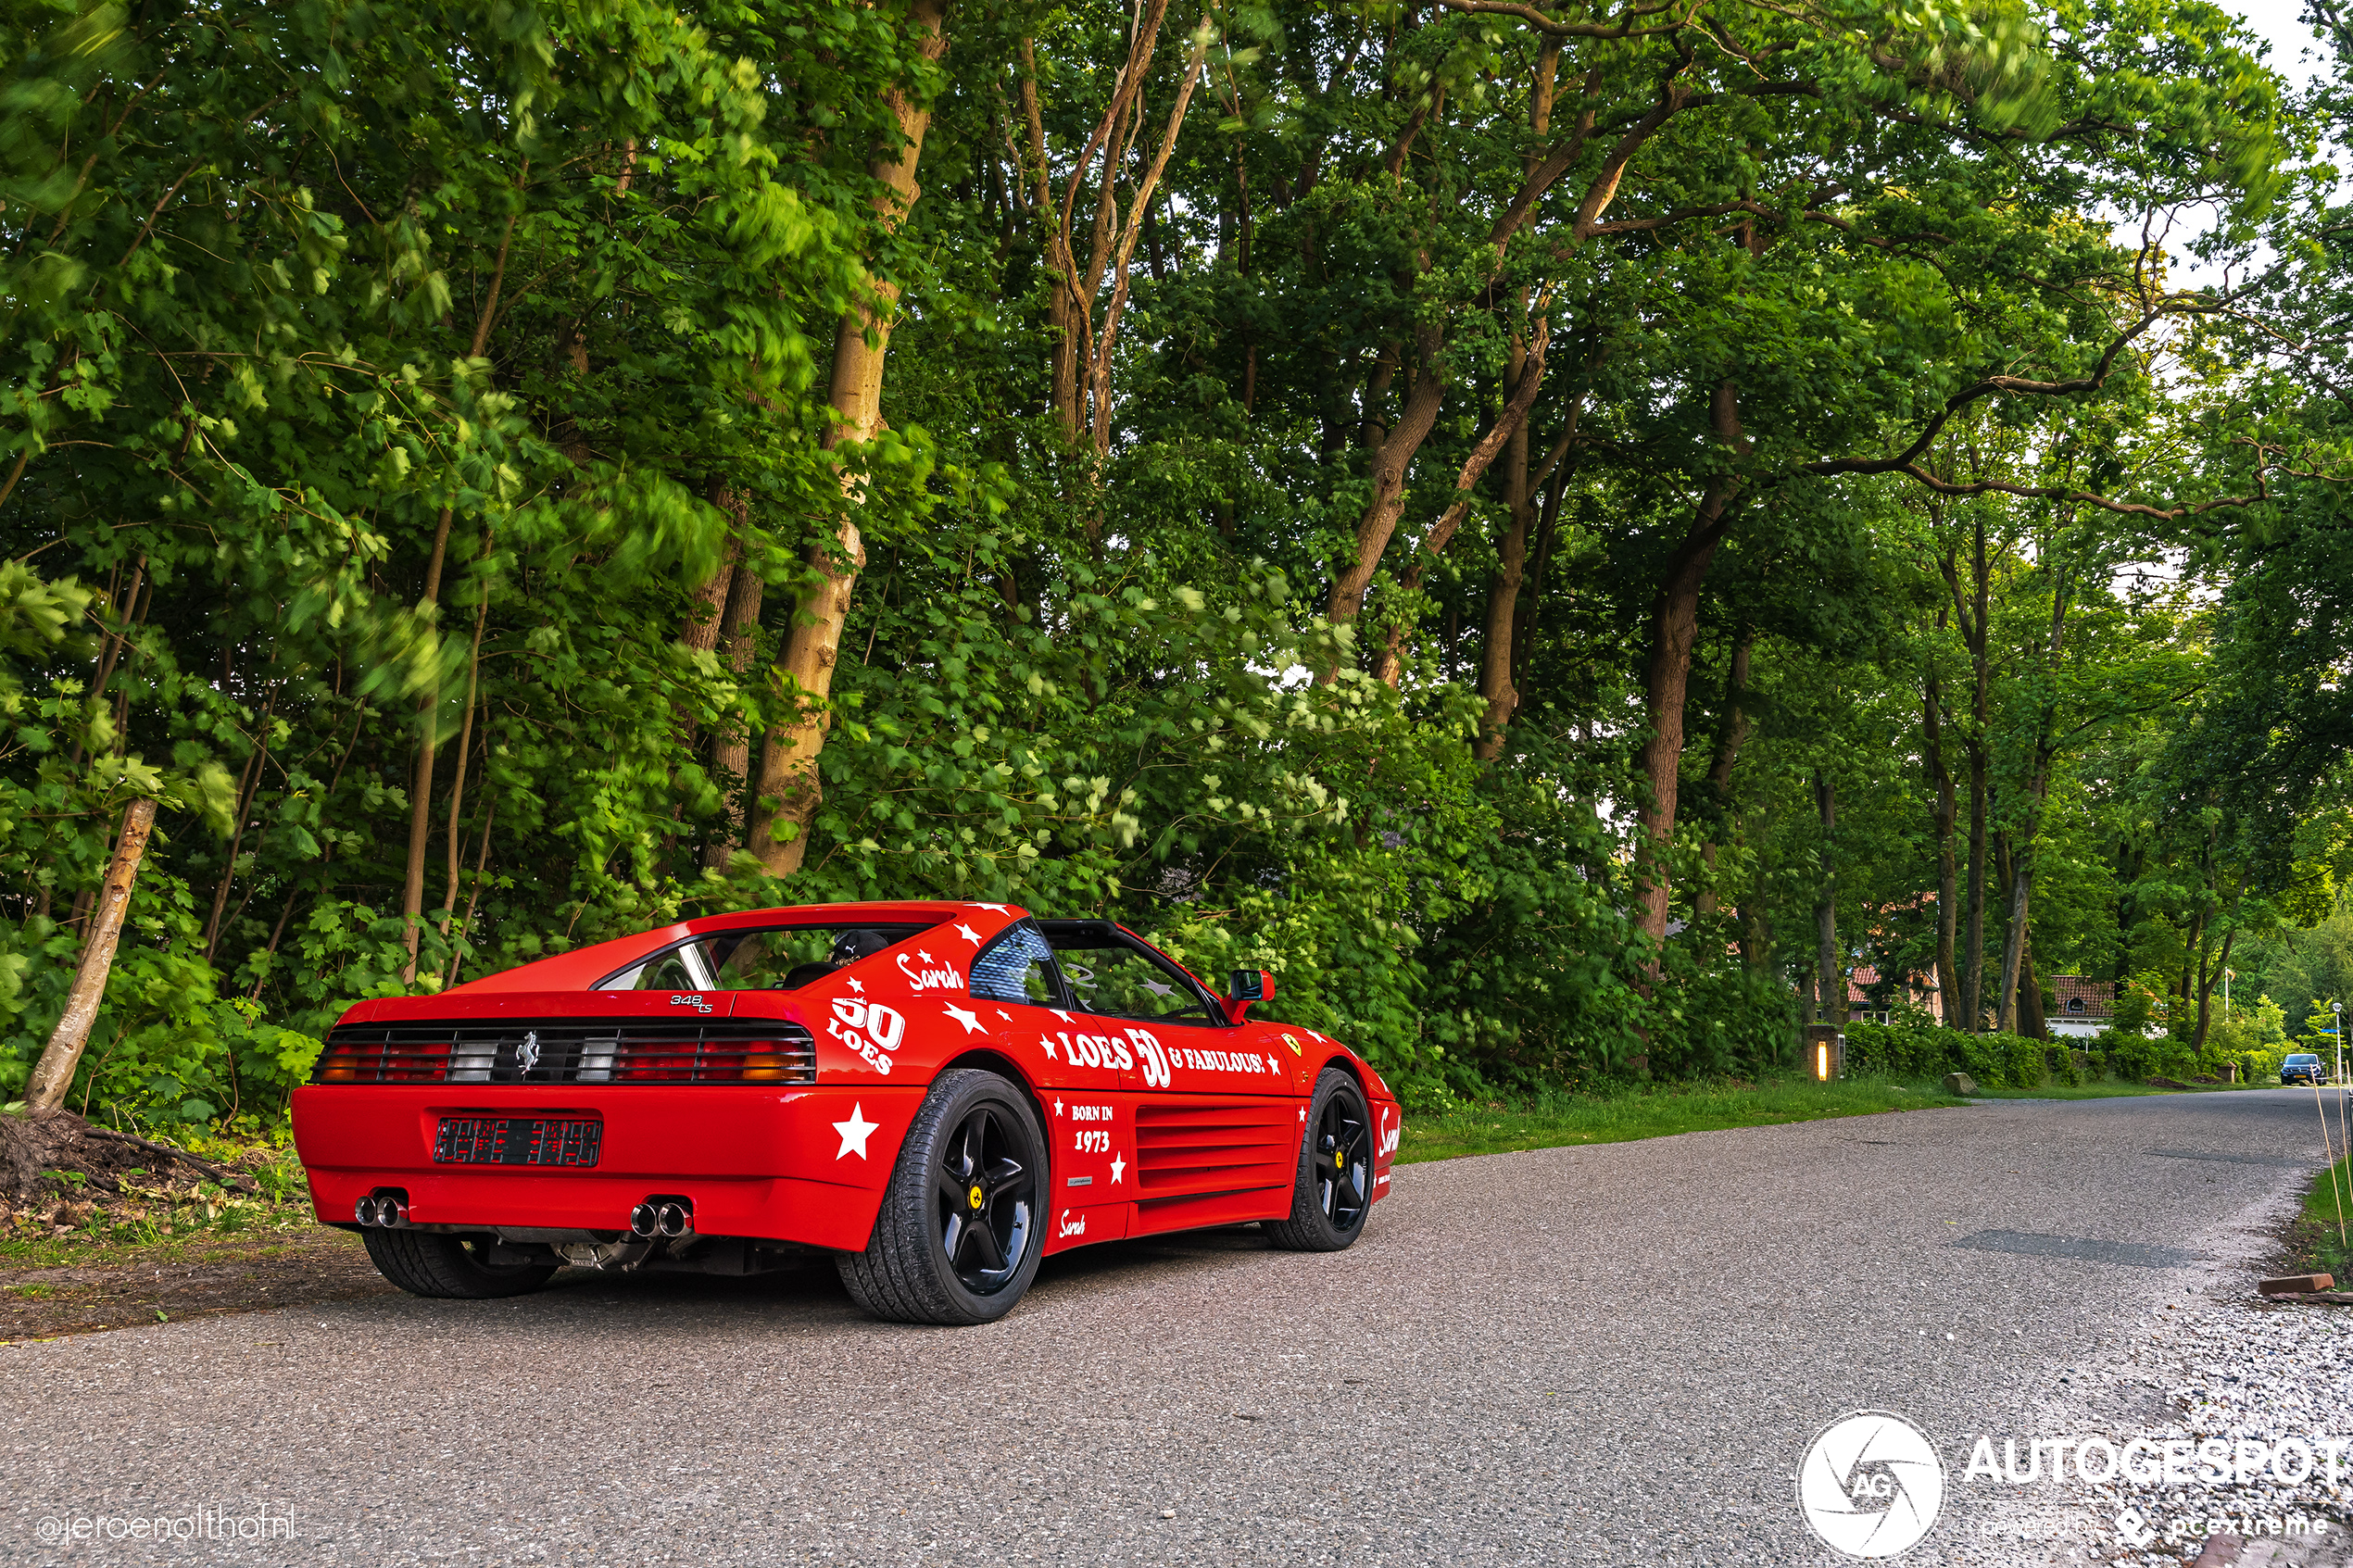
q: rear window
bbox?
[598,923,935,992]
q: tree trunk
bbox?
[2018,926,2045,1040]
[1954,521,1991,1031]
[1813,772,1842,1024]
[2193,927,2233,1051]
[1512,465,1567,706]
[1372,316,1551,686]
[399,200,520,981]
[25,797,157,1117]
[704,554,766,870]
[1692,633,1753,919]
[2110,836,2144,990]
[1922,624,1960,1026]
[435,551,494,937]
[747,0,949,876]
[1994,847,2032,1035]
[1327,322,1448,629]
[1631,383,1743,967]
[396,512,458,984]
[1474,336,1535,759]
[200,690,276,961]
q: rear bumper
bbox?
[292,1084,920,1252]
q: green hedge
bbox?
[1841,1022,2054,1089]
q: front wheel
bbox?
[837,1069,1048,1325]
[1265,1069,1376,1252]
[362,1229,557,1299]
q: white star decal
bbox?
[1110,1153,1126,1185]
[833,1103,879,1160]
[943,1004,986,1035]
[996,1010,1012,1021]
[1050,1010,1072,1023]
[1052,1098,1064,1117]
[954,922,983,944]
[1299,1107,1308,1122]
[1141,979,1176,997]
[917,949,933,963]
[1039,1035,1059,1060]
[847,977,863,993]
[1265,1057,1280,1073]
[975,903,1009,912]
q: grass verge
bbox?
[2275,1151,2353,1286]
[1394,1073,1970,1164]
[1966,1081,2189,1100]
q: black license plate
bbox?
[434,1116,602,1168]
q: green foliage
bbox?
[0,0,2338,1137]
[1843,1021,2053,1089]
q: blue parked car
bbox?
[2284,1053,2325,1085]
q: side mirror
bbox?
[1227,969,1274,1022]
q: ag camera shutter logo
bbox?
[1796,1411,1944,1558]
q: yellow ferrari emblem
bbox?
[1282,1034,1302,1055]
[968,1185,984,1210]
[1334,1149,1344,1168]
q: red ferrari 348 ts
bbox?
[292,902,1400,1323]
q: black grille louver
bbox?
[312,1019,817,1086]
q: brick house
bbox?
[2048,975,2116,1039]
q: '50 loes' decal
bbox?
[829,998,906,1075]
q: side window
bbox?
[971,923,1060,1007]
[637,951,699,992]
[1050,934,1218,1025]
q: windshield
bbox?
[598,923,936,991]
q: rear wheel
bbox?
[362,1229,558,1299]
[1265,1069,1375,1252]
[837,1069,1047,1325]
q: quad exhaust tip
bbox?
[629,1198,692,1238]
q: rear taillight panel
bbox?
[311,1020,817,1086]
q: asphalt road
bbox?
[1,1088,2333,1566]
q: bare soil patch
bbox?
[0,1227,391,1344]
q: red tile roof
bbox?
[2050,975,2114,1019]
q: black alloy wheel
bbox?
[837,1069,1048,1324]
[1265,1068,1377,1251]
[935,1100,1037,1295]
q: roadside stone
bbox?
[1944,1072,1978,1096]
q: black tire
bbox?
[1265,1069,1375,1252]
[837,1069,1047,1325]
[362,1228,558,1299]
